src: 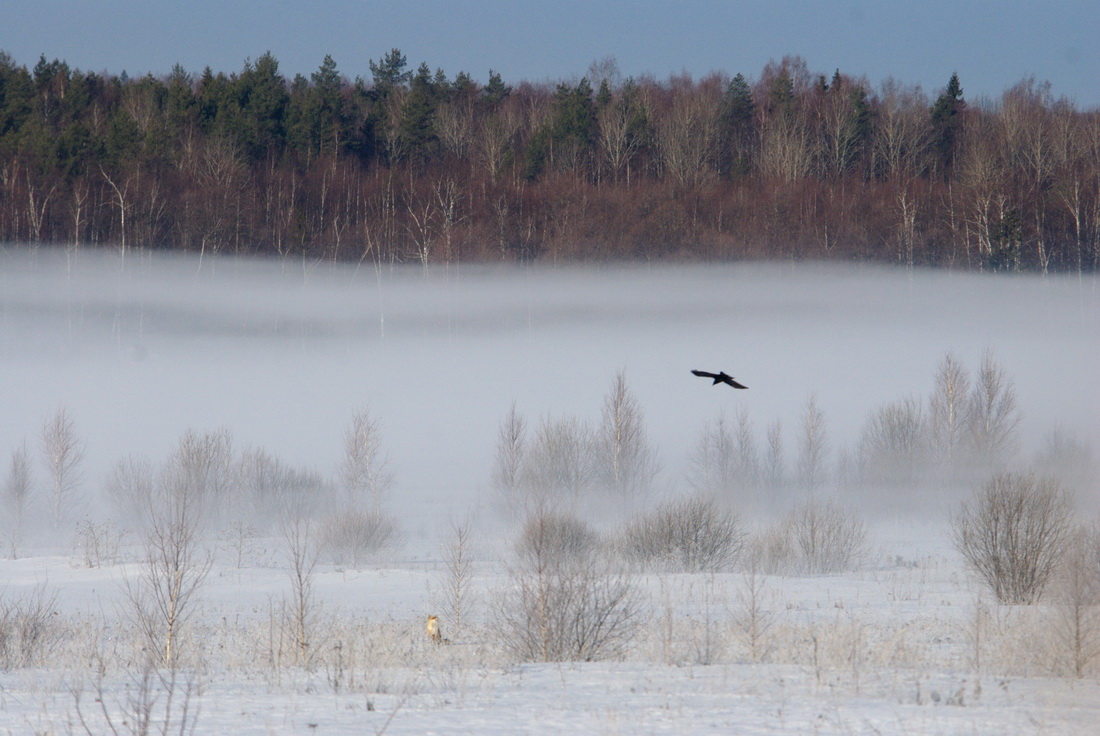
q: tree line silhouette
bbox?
[1,49,1098,271]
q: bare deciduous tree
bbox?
[859,395,926,486]
[492,402,527,515]
[340,408,394,514]
[656,85,721,187]
[496,510,641,663]
[103,454,155,529]
[787,499,869,574]
[952,471,1072,604]
[873,78,932,180]
[797,394,828,497]
[126,463,212,670]
[736,567,775,662]
[3,444,33,558]
[41,406,86,531]
[688,414,737,495]
[280,502,319,668]
[616,495,744,573]
[168,428,233,522]
[524,415,595,507]
[761,419,785,493]
[316,509,397,568]
[597,371,659,505]
[438,518,478,638]
[1052,524,1100,677]
[967,350,1020,468]
[929,351,971,472]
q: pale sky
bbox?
[3,0,1098,107]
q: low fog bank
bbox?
[0,247,1096,551]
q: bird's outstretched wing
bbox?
[692,369,748,389]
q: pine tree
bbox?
[931,72,965,173]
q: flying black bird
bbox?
[692,370,748,389]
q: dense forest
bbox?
[1,49,1098,271]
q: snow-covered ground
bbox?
[2,544,1098,735]
[1,250,1097,733]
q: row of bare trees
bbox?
[2,51,1099,270]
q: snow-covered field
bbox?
[1,250,1097,734]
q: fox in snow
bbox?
[426,615,444,644]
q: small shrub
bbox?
[516,509,600,569]
[494,558,642,662]
[0,585,60,669]
[952,471,1072,604]
[744,522,798,575]
[1051,523,1100,676]
[616,495,744,572]
[317,510,398,567]
[787,499,869,574]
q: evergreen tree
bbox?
[483,70,511,107]
[396,62,439,162]
[236,52,289,159]
[369,48,410,97]
[931,72,965,173]
[718,73,755,177]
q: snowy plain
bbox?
[0,248,1098,734]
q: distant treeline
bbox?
[1,49,1098,271]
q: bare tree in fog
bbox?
[492,402,527,515]
[787,499,870,574]
[597,371,659,505]
[236,446,290,522]
[929,351,971,472]
[859,396,927,486]
[761,419,786,492]
[103,454,156,529]
[797,394,828,497]
[524,415,596,507]
[1052,523,1100,677]
[1034,428,1095,501]
[126,460,212,669]
[689,414,737,495]
[340,408,394,514]
[438,518,478,639]
[689,408,759,498]
[967,350,1021,468]
[41,406,86,531]
[280,499,319,668]
[168,428,233,522]
[734,408,761,490]
[3,444,33,557]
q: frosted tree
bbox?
[41,406,85,531]
[797,394,828,497]
[168,428,233,521]
[734,407,761,489]
[929,351,971,473]
[859,395,926,486]
[340,408,394,514]
[524,415,595,507]
[689,414,736,494]
[967,349,1020,468]
[3,444,33,557]
[690,408,757,497]
[761,419,785,492]
[492,401,527,514]
[597,371,659,505]
[127,459,212,669]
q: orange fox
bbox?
[426,614,442,643]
